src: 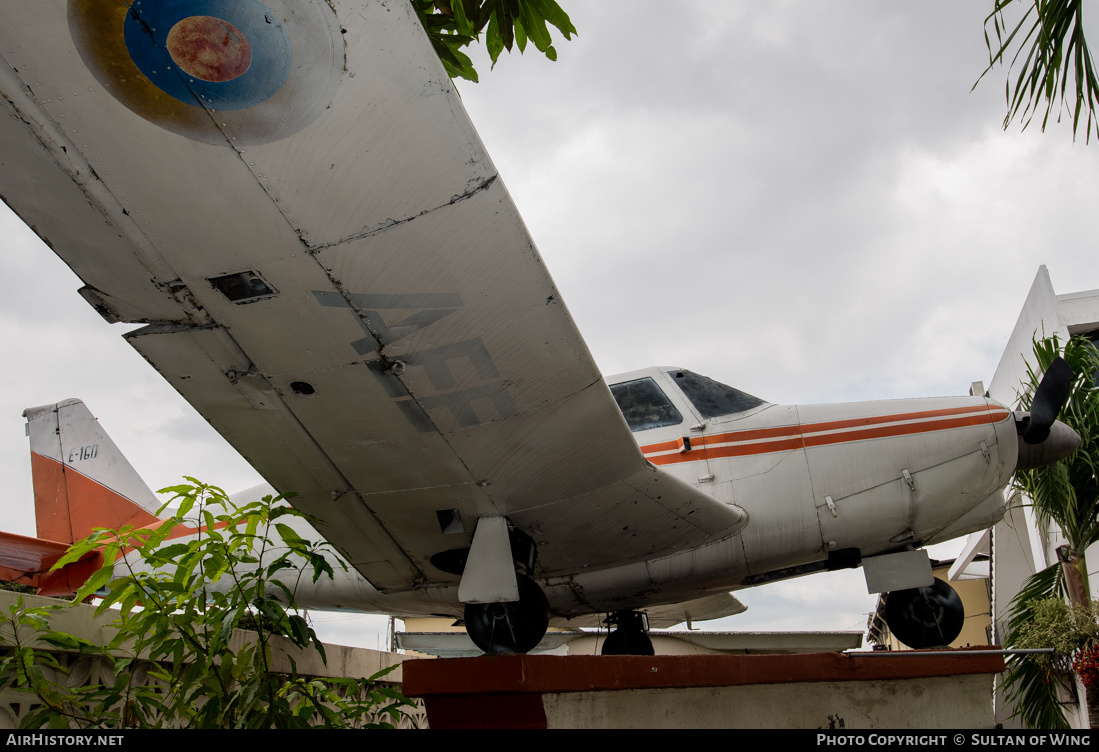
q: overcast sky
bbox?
[3,1,1098,648]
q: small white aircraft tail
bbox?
[22,398,160,545]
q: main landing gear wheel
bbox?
[600,610,655,656]
[882,577,965,649]
[464,574,549,654]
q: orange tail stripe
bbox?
[31,452,159,543]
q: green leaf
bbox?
[73,564,114,602]
[368,664,401,681]
[451,0,474,36]
[516,2,549,53]
[529,0,575,38]
[273,522,306,547]
[496,0,516,52]
[513,14,527,53]
[485,13,503,65]
[153,543,192,560]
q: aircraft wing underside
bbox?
[0,0,746,593]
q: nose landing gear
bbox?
[882,577,965,649]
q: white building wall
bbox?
[987,266,1099,729]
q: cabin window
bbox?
[668,370,765,418]
[610,378,683,432]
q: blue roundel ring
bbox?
[124,0,291,111]
[69,0,343,145]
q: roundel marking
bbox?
[68,0,344,145]
[123,0,290,111]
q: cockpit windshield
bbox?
[667,369,765,418]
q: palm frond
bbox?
[1013,335,1099,555]
[979,0,1099,142]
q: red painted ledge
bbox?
[403,649,1006,729]
[405,649,1005,695]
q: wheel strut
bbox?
[601,610,655,656]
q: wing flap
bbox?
[126,323,423,589]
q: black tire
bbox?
[464,574,549,654]
[882,577,965,649]
[601,628,655,656]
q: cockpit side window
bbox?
[668,370,765,418]
[609,377,683,433]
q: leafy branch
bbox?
[411,0,577,82]
[0,479,415,729]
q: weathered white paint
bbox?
[0,1,1035,633]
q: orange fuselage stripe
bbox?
[642,405,1010,466]
[114,519,234,559]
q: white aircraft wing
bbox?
[0,0,745,592]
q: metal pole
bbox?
[855,648,1054,656]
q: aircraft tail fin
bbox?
[23,399,161,544]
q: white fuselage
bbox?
[233,366,1017,622]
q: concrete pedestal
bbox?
[403,651,1004,729]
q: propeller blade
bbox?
[1021,356,1073,445]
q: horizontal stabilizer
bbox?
[645,592,749,628]
[551,592,747,629]
[0,529,104,597]
[0,529,69,573]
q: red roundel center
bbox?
[166,16,252,83]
